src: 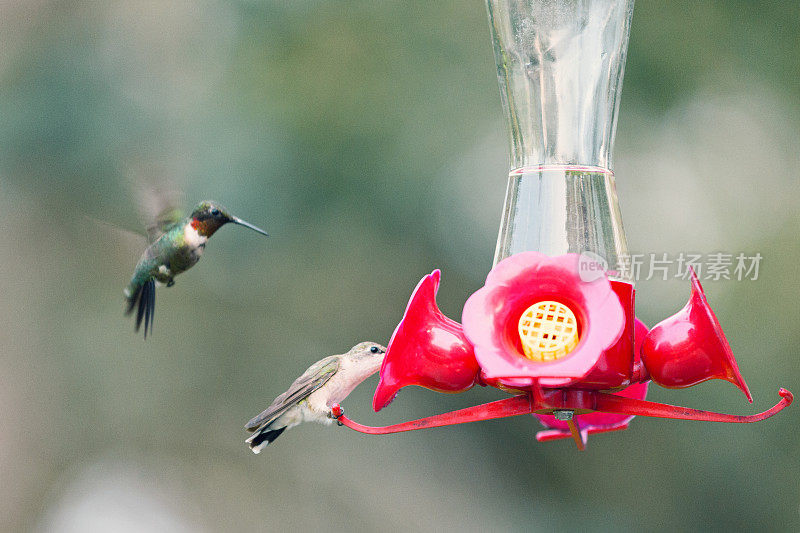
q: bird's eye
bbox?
[370,346,380,353]
[210,208,220,216]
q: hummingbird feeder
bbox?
[332,0,792,449]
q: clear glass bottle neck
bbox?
[493,165,630,281]
[486,0,634,169]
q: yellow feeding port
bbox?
[518,301,579,362]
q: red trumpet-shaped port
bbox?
[461,252,626,389]
[372,270,480,412]
[640,269,752,402]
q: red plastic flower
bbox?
[461,252,625,388]
[372,270,480,411]
[640,268,752,401]
[535,319,650,441]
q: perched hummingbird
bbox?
[124,200,269,338]
[245,341,387,453]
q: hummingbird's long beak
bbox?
[232,217,269,237]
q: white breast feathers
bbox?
[184,224,209,248]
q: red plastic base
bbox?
[331,388,792,450]
[536,423,628,447]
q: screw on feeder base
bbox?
[551,410,584,450]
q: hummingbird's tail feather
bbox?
[125,279,155,339]
[246,426,287,454]
[125,284,141,315]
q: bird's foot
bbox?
[166,279,175,287]
[330,404,344,426]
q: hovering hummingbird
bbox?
[124,200,269,338]
[245,341,387,453]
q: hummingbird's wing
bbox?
[145,206,184,243]
[245,355,340,432]
[126,165,186,243]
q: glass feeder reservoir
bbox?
[488,0,633,280]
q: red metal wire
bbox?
[331,395,532,434]
[331,388,792,436]
[592,388,793,423]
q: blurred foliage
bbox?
[1,1,798,532]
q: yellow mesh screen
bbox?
[518,301,579,362]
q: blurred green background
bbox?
[1,1,799,531]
